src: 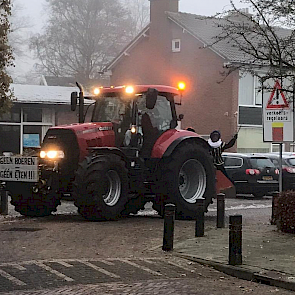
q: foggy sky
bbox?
[14,0,248,80]
[23,0,248,33]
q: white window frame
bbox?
[172,39,181,52]
[239,71,265,107]
[254,75,263,106]
[0,106,54,154]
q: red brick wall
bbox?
[169,25,239,143]
[110,0,238,147]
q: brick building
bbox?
[106,0,282,152]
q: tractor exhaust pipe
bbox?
[76,82,84,124]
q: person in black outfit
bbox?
[208,130,238,181]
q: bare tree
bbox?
[8,0,34,84]
[213,0,295,97]
[0,0,14,114]
[123,0,149,37]
[30,0,134,85]
[9,0,31,57]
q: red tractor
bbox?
[6,84,216,220]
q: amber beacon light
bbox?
[177,82,186,91]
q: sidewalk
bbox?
[174,222,295,291]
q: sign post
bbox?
[263,79,294,192]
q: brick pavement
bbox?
[0,257,293,295]
[0,257,198,293]
[0,279,213,295]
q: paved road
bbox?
[0,196,290,294]
[0,257,291,295]
[2,194,273,220]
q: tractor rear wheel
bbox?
[73,154,129,221]
[7,182,60,217]
[156,142,215,219]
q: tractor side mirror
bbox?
[146,88,158,109]
[71,92,78,111]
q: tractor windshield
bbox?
[91,92,177,132]
[92,96,132,124]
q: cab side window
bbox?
[153,96,173,132]
[137,95,173,132]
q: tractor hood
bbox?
[45,122,115,161]
[50,122,114,133]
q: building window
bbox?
[0,125,20,154]
[239,72,264,106]
[0,107,20,123]
[239,106,262,126]
[0,106,54,155]
[23,107,42,122]
[23,126,42,148]
[172,39,181,52]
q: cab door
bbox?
[137,94,176,157]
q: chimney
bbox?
[149,0,179,23]
[147,0,179,85]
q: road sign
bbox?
[266,80,289,109]
[0,156,39,182]
[263,79,294,142]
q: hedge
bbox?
[275,190,295,233]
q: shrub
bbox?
[276,190,295,233]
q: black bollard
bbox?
[0,189,8,215]
[229,215,242,265]
[271,191,279,225]
[195,198,205,237]
[162,204,175,251]
[217,193,225,228]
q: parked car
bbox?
[263,153,295,191]
[222,153,279,198]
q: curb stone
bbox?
[174,253,295,292]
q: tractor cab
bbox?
[73,85,180,157]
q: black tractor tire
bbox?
[73,154,129,221]
[7,182,60,217]
[156,142,215,219]
[121,194,147,217]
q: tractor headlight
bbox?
[131,125,137,133]
[40,150,65,159]
[40,151,46,158]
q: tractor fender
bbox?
[151,129,210,159]
[87,147,129,164]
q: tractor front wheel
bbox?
[73,154,129,221]
[7,182,60,217]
